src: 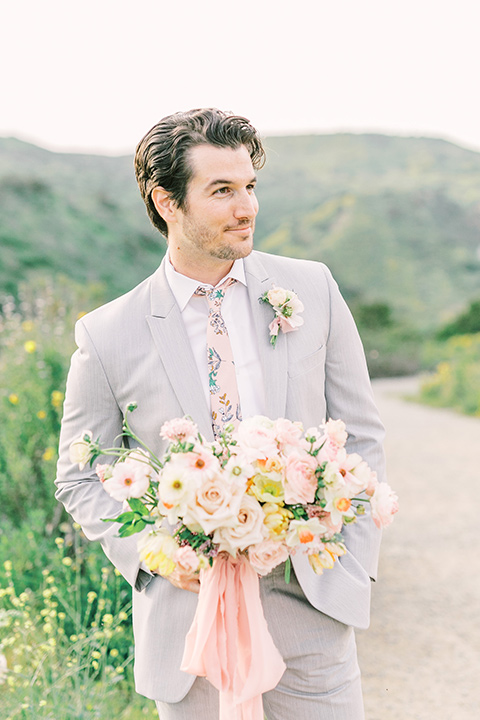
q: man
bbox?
[56,108,386,719]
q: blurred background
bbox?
[1,1,479,718]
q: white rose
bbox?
[267,286,288,307]
[213,494,266,555]
[183,474,242,534]
[69,430,93,470]
[248,539,289,576]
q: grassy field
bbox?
[0,278,478,717]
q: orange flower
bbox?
[335,497,351,513]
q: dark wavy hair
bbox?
[134,108,266,236]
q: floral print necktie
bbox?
[195,278,242,438]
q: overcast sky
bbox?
[1,0,480,156]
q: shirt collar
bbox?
[164,250,247,312]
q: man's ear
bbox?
[151,187,178,224]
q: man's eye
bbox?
[214,187,230,195]
[247,184,256,192]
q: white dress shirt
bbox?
[164,253,266,420]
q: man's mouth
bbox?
[225,225,252,233]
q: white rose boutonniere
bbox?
[260,285,304,348]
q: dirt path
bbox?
[356,377,480,720]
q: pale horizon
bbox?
[2,0,480,156]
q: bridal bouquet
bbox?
[71,407,398,720]
[70,406,398,581]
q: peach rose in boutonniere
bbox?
[260,285,304,348]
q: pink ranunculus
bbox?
[233,416,278,462]
[102,462,150,502]
[174,545,200,574]
[248,539,289,576]
[213,494,266,555]
[160,417,198,443]
[370,483,399,529]
[284,451,318,504]
[273,417,303,450]
[364,470,379,497]
[323,419,348,448]
[95,463,110,482]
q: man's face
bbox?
[172,144,259,269]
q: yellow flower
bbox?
[8,394,19,405]
[37,410,47,420]
[51,391,64,408]
[22,321,34,332]
[250,473,285,503]
[24,340,37,354]
[42,447,55,462]
[262,503,293,538]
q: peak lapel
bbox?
[147,262,214,440]
[244,253,288,420]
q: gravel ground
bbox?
[356,377,480,720]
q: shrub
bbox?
[0,524,156,719]
[0,276,103,525]
[419,333,480,416]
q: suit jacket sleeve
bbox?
[55,318,152,591]
[323,263,385,580]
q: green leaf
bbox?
[118,521,146,537]
[284,556,291,584]
[127,498,149,515]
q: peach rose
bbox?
[213,494,266,555]
[248,539,289,576]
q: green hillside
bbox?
[1,133,480,327]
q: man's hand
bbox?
[164,565,201,594]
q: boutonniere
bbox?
[260,286,304,348]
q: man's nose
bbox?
[233,189,258,219]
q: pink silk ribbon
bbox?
[180,553,286,720]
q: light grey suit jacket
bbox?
[56,250,385,702]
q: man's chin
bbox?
[215,239,254,261]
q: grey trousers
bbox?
[156,565,365,720]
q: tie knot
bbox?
[195,277,237,305]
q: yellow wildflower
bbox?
[8,394,19,405]
[51,391,64,408]
[37,410,47,419]
[22,321,34,332]
[42,447,55,462]
[24,340,36,354]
